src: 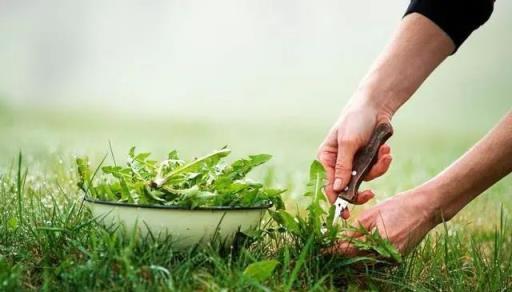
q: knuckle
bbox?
[371,166,384,176]
[358,214,373,225]
[317,154,332,166]
[316,149,326,161]
[317,143,325,153]
[337,136,356,148]
[334,162,348,171]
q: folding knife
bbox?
[333,122,393,224]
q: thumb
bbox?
[333,138,358,192]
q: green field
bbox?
[0,104,510,291]
[1,0,511,290]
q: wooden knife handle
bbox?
[340,122,393,203]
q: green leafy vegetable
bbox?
[76,147,285,209]
[77,149,400,263]
[243,259,279,282]
[268,160,402,264]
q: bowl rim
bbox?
[83,196,273,211]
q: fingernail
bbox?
[333,178,342,191]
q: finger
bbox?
[338,221,368,240]
[364,155,391,181]
[325,168,337,204]
[323,232,373,257]
[365,145,392,181]
[342,229,362,239]
[333,138,358,193]
[323,218,375,256]
[339,190,375,220]
[317,148,338,204]
[352,189,375,205]
[341,208,350,220]
[379,144,391,155]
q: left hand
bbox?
[325,189,437,256]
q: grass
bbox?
[0,107,511,291]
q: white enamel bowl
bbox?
[84,197,269,247]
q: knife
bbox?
[333,122,393,223]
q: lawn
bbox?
[0,105,511,291]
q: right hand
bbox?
[317,99,393,217]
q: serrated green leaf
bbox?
[220,154,272,181]
[76,146,285,210]
[309,160,325,181]
[243,260,279,282]
[128,146,136,158]
[168,150,179,160]
[7,217,17,231]
[269,210,300,234]
[76,157,91,191]
[134,152,151,161]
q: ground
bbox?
[0,105,510,291]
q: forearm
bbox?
[422,112,512,223]
[352,13,454,116]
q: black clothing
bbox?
[405,0,495,53]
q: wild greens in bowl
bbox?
[76,147,285,209]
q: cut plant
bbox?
[76,146,285,209]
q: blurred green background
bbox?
[0,1,510,222]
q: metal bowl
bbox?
[84,197,270,247]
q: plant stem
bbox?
[16,152,24,225]
[151,148,231,188]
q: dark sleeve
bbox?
[404,0,495,53]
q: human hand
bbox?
[317,98,393,216]
[325,112,512,256]
[326,190,436,256]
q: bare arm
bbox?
[357,13,455,117]
[425,112,512,223]
[322,0,499,254]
